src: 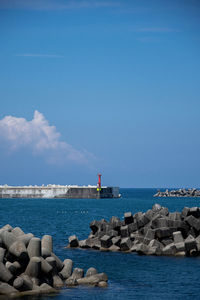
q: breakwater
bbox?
[0,224,108,297]
[154,188,200,197]
[0,185,120,199]
[67,204,200,257]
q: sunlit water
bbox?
[1,188,200,299]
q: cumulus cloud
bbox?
[0,110,93,165]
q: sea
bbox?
[1,188,200,300]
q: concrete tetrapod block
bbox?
[41,235,53,255]
[0,283,18,295]
[152,204,162,212]
[136,243,149,255]
[40,257,53,275]
[185,215,200,232]
[65,277,78,286]
[110,216,122,231]
[78,239,88,248]
[39,283,56,294]
[188,207,200,218]
[145,209,154,220]
[68,235,79,248]
[19,274,33,289]
[120,237,132,251]
[145,229,155,240]
[41,247,51,258]
[27,238,41,258]
[124,212,134,225]
[106,230,118,238]
[143,238,152,245]
[90,220,100,234]
[175,242,185,252]
[185,235,197,252]
[98,281,108,287]
[9,241,28,261]
[85,267,98,277]
[195,235,200,251]
[13,276,33,291]
[0,248,5,262]
[83,237,101,249]
[168,212,181,221]
[52,275,64,288]
[0,262,13,282]
[77,273,108,285]
[128,223,138,234]
[82,238,93,249]
[137,214,150,228]
[17,233,34,247]
[50,252,63,271]
[152,218,168,229]
[155,227,171,239]
[12,227,25,237]
[173,231,184,244]
[65,268,84,286]
[71,268,84,280]
[1,224,13,232]
[108,245,120,252]
[160,238,173,247]
[12,261,21,273]
[149,239,163,249]
[159,207,169,217]
[5,261,18,275]
[162,243,177,256]
[112,236,121,247]
[45,257,57,273]
[25,257,41,278]
[59,259,73,280]
[91,237,101,250]
[100,235,112,248]
[181,207,190,218]
[120,225,129,238]
[0,231,17,249]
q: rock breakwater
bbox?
[68,204,200,257]
[154,188,200,197]
[0,225,108,297]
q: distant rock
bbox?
[154,188,200,197]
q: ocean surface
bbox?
[1,188,200,300]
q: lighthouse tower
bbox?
[97,173,102,191]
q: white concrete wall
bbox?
[0,187,69,198]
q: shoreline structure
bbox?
[67,204,200,257]
[154,188,200,197]
[0,224,108,297]
[0,184,120,199]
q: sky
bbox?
[0,0,200,188]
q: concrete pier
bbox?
[0,185,120,199]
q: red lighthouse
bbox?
[97,173,102,191]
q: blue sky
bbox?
[0,0,200,187]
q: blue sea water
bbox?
[1,188,200,299]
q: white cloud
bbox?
[0,110,92,165]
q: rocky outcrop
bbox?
[67,204,200,257]
[154,189,200,197]
[0,225,108,297]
